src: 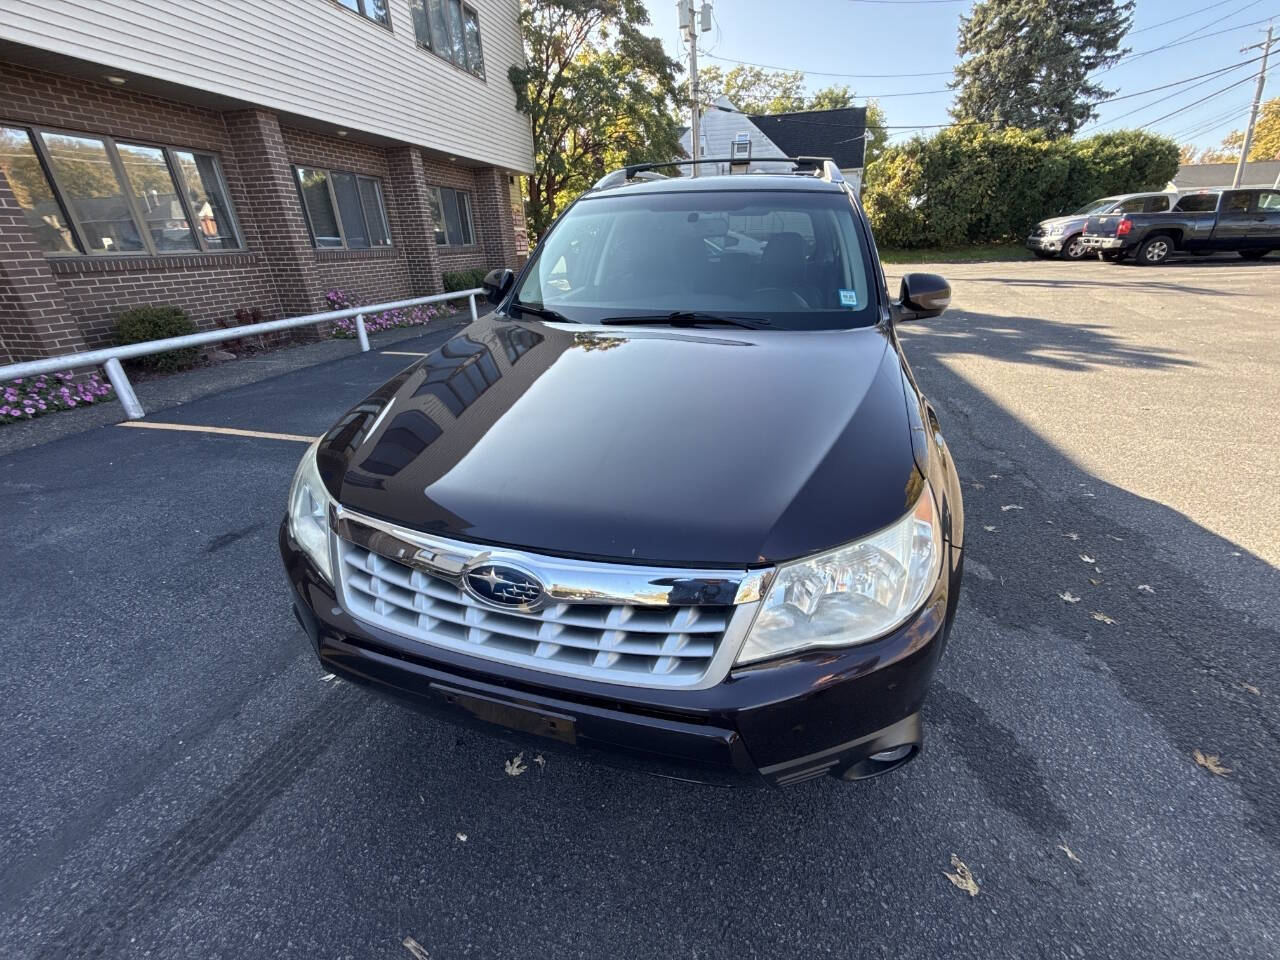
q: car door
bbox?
[1213,191,1255,248]
[1251,190,1280,247]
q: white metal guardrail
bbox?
[0,288,482,420]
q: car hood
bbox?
[317,316,920,568]
[1037,215,1085,230]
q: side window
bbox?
[1114,197,1147,213]
[1174,193,1218,213]
[1256,191,1280,211]
[1145,196,1170,212]
[1223,192,1252,214]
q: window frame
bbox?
[409,0,486,79]
[429,185,477,247]
[1,121,244,257]
[329,0,392,29]
[293,164,394,251]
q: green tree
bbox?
[950,0,1134,137]
[862,125,1177,248]
[699,65,808,114]
[509,0,684,240]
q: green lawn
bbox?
[879,243,1033,264]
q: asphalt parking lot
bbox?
[3,255,1278,959]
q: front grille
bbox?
[337,540,740,687]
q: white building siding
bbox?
[0,0,534,173]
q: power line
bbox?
[702,12,1278,87]
[700,52,952,79]
[1079,56,1264,131]
[1130,0,1251,35]
[1138,65,1275,130]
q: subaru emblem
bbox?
[463,563,544,610]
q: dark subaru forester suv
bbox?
[281,159,964,786]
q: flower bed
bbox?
[325,288,460,340]
[1,372,114,425]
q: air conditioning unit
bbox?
[730,133,751,174]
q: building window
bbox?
[409,0,485,78]
[294,166,392,250]
[427,186,475,246]
[0,126,77,254]
[333,0,390,27]
[0,123,243,256]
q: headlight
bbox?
[736,482,943,664]
[288,442,334,583]
[1049,224,1065,235]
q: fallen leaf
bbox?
[1063,532,1080,541]
[1089,578,1101,586]
[456,832,468,842]
[1057,844,1082,864]
[1091,611,1115,625]
[983,525,997,532]
[1238,682,1260,696]
[1082,492,1096,498]
[1001,504,1023,512]
[319,673,336,683]
[504,753,528,777]
[944,855,979,896]
[1079,554,1095,564]
[988,474,1002,480]
[1192,750,1231,777]
[1137,584,1155,594]
[534,754,546,768]
[402,936,431,960]
[1059,591,1081,603]
[1107,534,1124,542]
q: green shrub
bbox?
[864,126,1181,249]
[113,306,200,372]
[442,268,490,292]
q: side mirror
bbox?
[482,267,515,306]
[895,272,951,321]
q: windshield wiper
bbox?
[598,311,771,330]
[509,300,575,324]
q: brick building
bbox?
[0,0,534,363]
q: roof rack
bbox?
[591,156,844,190]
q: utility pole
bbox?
[1232,23,1274,188]
[678,0,712,177]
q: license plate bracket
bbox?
[430,683,577,745]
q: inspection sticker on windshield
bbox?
[838,289,859,308]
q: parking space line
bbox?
[117,421,318,443]
[381,350,432,357]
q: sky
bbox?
[643,0,1278,152]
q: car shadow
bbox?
[895,307,1196,372]
[959,275,1244,296]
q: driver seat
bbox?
[759,232,821,307]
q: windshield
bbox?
[1073,198,1119,216]
[513,188,876,331]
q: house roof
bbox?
[1173,161,1280,189]
[677,102,791,176]
[748,107,867,171]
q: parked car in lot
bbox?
[1080,188,1280,264]
[1026,191,1178,260]
[281,159,965,787]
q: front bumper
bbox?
[1025,234,1063,252]
[281,522,960,787]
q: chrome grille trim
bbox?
[328,506,770,689]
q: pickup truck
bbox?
[1080,188,1280,264]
